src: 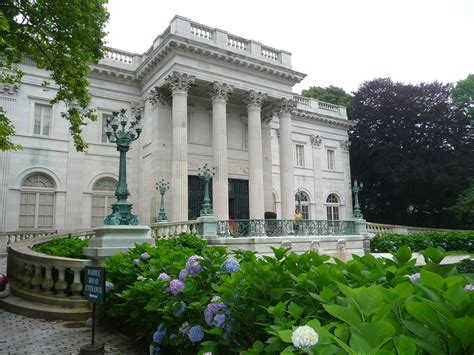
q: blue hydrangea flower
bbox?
[173,301,187,317]
[158,273,171,281]
[132,258,141,264]
[464,284,474,291]
[221,257,240,273]
[204,296,230,328]
[153,323,167,343]
[185,255,204,275]
[140,252,151,260]
[179,269,188,281]
[149,344,160,355]
[188,325,204,343]
[169,279,185,295]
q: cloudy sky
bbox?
[105,0,473,94]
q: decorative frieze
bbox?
[276,98,297,114]
[130,101,145,118]
[0,83,19,96]
[148,86,172,106]
[209,82,233,102]
[340,140,351,151]
[243,90,267,110]
[310,134,322,147]
[164,71,195,92]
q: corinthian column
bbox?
[165,71,195,221]
[278,98,297,220]
[210,82,233,220]
[243,90,267,219]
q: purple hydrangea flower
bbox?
[185,255,204,275]
[204,296,229,328]
[133,258,141,264]
[140,252,151,260]
[149,344,160,355]
[105,281,114,294]
[169,279,185,295]
[221,257,240,273]
[158,273,171,281]
[173,301,187,317]
[179,269,188,281]
[408,273,420,282]
[464,284,474,291]
[188,325,204,343]
[153,323,167,343]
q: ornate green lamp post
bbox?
[156,179,170,222]
[198,163,216,216]
[295,189,305,212]
[104,109,142,225]
[352,180,364,219]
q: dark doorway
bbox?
[188,176,248,220]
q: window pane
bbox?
[34,103,52,136]
[91,195,107,227]
[327,149,335,170]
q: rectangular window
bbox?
[19,192,54,229]
[326,206,339,221]
[327,149,335,170]
[91,195,106,227]
[19,193,36,229]
[101,113,113,143]
[34,103,52,136]
[295,144,304,167]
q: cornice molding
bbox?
[293,109,355,129]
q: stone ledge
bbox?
[10,284,90,308]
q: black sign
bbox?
[84,266,106,304]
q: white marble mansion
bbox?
[0,15,354,232]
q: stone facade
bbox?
[0,15,353,231]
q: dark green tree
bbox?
[350,78,474,228]
[301,85,352,116]
[448,179,474,229]
[452,74,474,124]
[0,0,109,151]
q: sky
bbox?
[105,0,474,94]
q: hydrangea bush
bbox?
[104,234,474,354]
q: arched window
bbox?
[326,193,340,221]
[91,178,117,227]
[19,173,55,229]
[295,190,310,220]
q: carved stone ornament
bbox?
[242,90,267,110]
[130,101,145,118]
[261,110,274,124]
[0,83,19,95]
[277,98,297,114]
[209,82,233,102]
[310,134,322,147]
[340,140,351,151]
[148,86,172,106]
[164,71,195,92]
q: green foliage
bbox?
[32,237,89,259]
[457,259,474,274]
[370,231,474,253]
[301,85,352,116]
[452,74,474,123]
[0,0,109,151]
[104,238,474,354]
[448,178,474,229]
[350,78,474,228]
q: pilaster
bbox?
[210,82,233,220]
[165,71,195,221]
[310,134,324,218]
[340,140,352,219]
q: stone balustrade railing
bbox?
[0,230,59,254]
[150,220,199,238]
[366,222,466,237]
[293,95,348,119]
[100,48,143,69]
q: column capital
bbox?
[165,71,195,92]
[243,90,267,110]
[340,140,351,151]
[210,81,233,102]
[276,98,297,115]
[148,86,172,106]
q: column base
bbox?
[83,225,154,265]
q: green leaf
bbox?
[405,301,445,334]
[420,269,445,291]
[323,304,361,331]
[448,317,474,346]
[393,245,412,264]
[349,333,372,353]
[278,329,293,343]
[315,344,339,355]
[288,302,304,319]
[360,321,396,348]
[422,247,445,264]
[306,318,321,330]
[443,284,470,312]
[393,335,417,355]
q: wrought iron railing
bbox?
[217,220,356,238]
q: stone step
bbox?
[10,283,90,308]
[0,294,92,321]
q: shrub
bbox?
[32,236,89,259]
[370,231,474,253]
[104,236,474,354]
[457,258,474,274]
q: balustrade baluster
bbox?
[41,265,54,293]
[22,262,33,287]
[54,267,68,296]
[70,267,83,297]
[30,263,43,290]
